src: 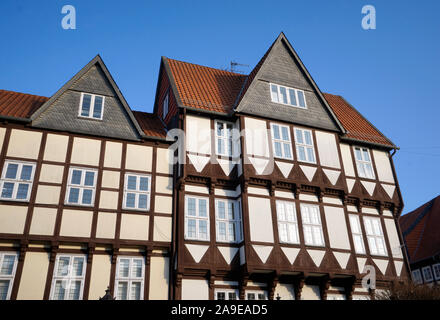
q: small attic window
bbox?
[79,93,105,120]
[270,83,306,109]
[162,92,169,120]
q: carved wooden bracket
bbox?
[175,273,183,288]
[320,276,331,300]
[294,276,305,300]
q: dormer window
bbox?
[79,93,104,120]
[270,83,306,108]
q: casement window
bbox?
[422,266,434,283]
[0,161,36,202]
[363,217,387,256]
[185,196,209,241]
[215,199,242,243]
[123,173,151,211]
[50,255,86,300]
[215,121,235,157]
[215,289,238,300]
[65,167,97,206]
[432,264,440,281]
[276,201,299,244]
[115,257,145,300]
[411,269,423,284]
[270,123,293,160]
[349,215,366,254]
[294,128,316,163]
[246,290,268,300]
[300,204,324,247]
[162,92,169,120]
[79,93,105,120]
[353,147,375,179]
[0,253,18,300]
[270,83,306,108]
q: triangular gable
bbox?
[31,55,146,140]
[235,32,345,133]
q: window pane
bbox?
[362,149,370,161]
[93,96,103,119]
[117,282,128,300]
[286,204,295,221]
[281,126,289,141]
[57,257,70,276]
[139,177,149,191]
[270,84,279,102]
[304,226,313,244]
[81,94,92,117]
[53,280,66,300]
[277,203,286,220]
[368,237,377,254]
[357,163,366,178]
[298,146,306,161]
[132,260,143,278]
[217,201,225,219]
[288,89,297,106]
[0,280,10,300]
[283,143,292,159]
[217,292,226,300]
[288,224,298,243]
[279,87,288,104]
[82,189,93,205]
[297,91,305,107]
[304,131,312,145]
[365,164,374,178]
[20,165,33,180]
[0,256,15,275]
[5,163,18,179]
[119,259,130,277]
[187,198,196,216]
[199,199,207,217]
[71,170,82,184]
[138,194,148,209]
[84,171,95,186]
[125,193,136,208]
[307,147,315,163]
[217,122,224,137]
[199,220,208,239]
[279,223,288,242]
[272,125,280,139]
[228,223,236,241]
[247,293,255,300]
[228,202,235,220]
[68,280,81,300]
[127,176,137,190]
[130,282,141,300]
[72,257,84,276]
[16,183,29,199]
[1,182,14,198]
[258,293,265,300]
[187,219,196,238]
[217,138,224,155]
[355,148,362,161]
[274,142,282,157]
[218,222,226,240]
[295,129,303,144]
[228,292,236,300]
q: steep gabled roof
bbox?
[399,195,440,263]
[0,90,48,120]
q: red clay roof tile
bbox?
[132,111,167,139]
[0,89,48,119]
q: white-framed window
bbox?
[0,160,36,202]
[294,128,316,163]
[422,266,434,283]
[215,199,242,243]
[349,214,366,254]
[0,252,18,300]
[270,123,293,160]
[123,173,151,211]
[432,264,440,281]
[353,147,375,179]
[270,83,306,108]
[246,290,267,300]
[276,200,299,244]
[215,289,238,300]
[215,121,235,157]
[411,269,423,284]
[114,256,145,300]
[363,217,387,256]
[50,254,86,300]
[162,92,169,120]
[79,93,105,120]
[300,204,324,247]
[65,167,97,206]
[185,196,209,241]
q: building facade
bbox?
[0,33,409,300]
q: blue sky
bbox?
[0,0,438,213]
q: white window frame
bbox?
[349,214,366,254]
[114,256,145,300]
[270,123,293,160]
[185,196,210,241]
[432,263,440,281]
[122,173,151,211]
[353,146,375,179]
[422,266,434,283]
[215,120,236,157]
[269,83,307,109]
[245,290,268,300]
[411,269,423,284]
[0,160,36,202]
[49,254,86,300]
[65,167,98,207]
[363,217,387,256]
[276,200,300,244]
[294,128,316,164]
[162,92,169,120]
[215,199,243,243]
[300,203,325,247]
[0,252,18,300]
[214,289,239,300]
[78,92,105,120]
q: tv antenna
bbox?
[230,61,249,73]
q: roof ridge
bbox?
[166,57,246,76]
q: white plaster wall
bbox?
[384,218,403,259]
[181,279,209,300]
[324,206,351,250]
[315,131,340,169]
[43,133,68,162]
[88,254,111,300]
[274,283,296,300]
[301,285,320,300]
[186,115,211,154]
[339,143,355,177]
[149,256,170,300]
[248,196,274,243]
[7,129,42,159]
[17,252,49,300]
[244,117,269,157]
[372,150,395,183]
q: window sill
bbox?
[77,115,103,122]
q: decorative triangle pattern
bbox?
[275,161,294,178]
[307,249,326,267]
[373,259,389,275]
[333,252,350,269]
[281,247,300,264]
[300,165,317,182]
[217,158,235,176]
[323,169,340,185]
[252,245,273,264]
[357,257,367,273]
[249,157,269,175]
[346,178,356,193]
[218,247,239,265]
[188,154,210,172]
[360,180,376,196]
[382,184,395,199]
[185,244,209,263]
[394,261,404,277]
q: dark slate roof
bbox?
[399,195,440,263]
